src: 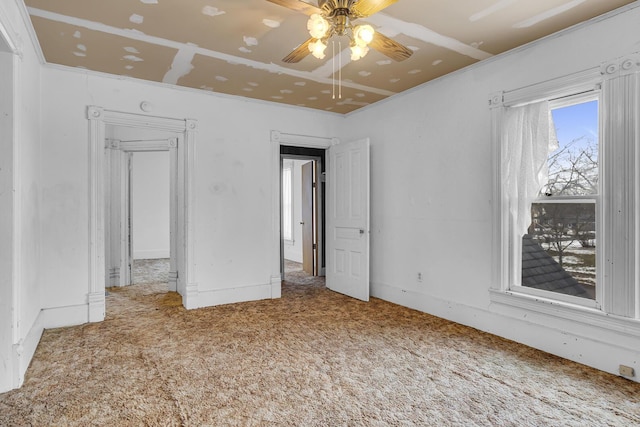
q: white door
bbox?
[326,138,370,301]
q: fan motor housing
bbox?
[319,0,358,14]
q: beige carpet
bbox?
[1,268,639,426]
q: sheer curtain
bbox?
[502,100,557,237]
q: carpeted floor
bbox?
[1,262,639,426]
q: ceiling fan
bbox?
[267,0,413,63]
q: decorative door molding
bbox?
[87,106,198,321]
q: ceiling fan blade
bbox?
[352,0,398,17]
[369,32,413,62]
[283,38,314,63]
[266,0,322,16]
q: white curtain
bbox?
[502,100,557,237]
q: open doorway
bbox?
[130,151,170,285]
[280,146,326,286]
[87,107,197,321]
[104,125,178,305]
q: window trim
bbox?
[489,288,640,338]
[490,54,640,328]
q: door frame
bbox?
[270,130,338,296]
[87,106,198,321]
[106,139,177,290]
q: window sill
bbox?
[489,289,640,338]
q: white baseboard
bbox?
[3,303,89,392]
[270,275,282,299]
[283,253,302,264]
[41,304,89,329]
[192,283,273,309]
[371,281,640,383]
[11,310,45,390]
[133,250,170,259]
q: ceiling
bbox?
[23,0,635,114]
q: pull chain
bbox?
[332,40,335,100]
[338,41,342,99]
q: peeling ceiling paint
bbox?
[23,0,636,114]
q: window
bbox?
[282,161,294,243]
[521,96,599,305]
[491,54,640,325]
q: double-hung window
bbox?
[491,53,640,326]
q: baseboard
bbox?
[41,304,89,329]
[271,275,282,299]
[192,283,273,309]
[371,281,640,383]
[7,303,93,391]
[283,254,302,264]
[11,309,46,390]
[133,250,170,259]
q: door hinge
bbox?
[313,243,317,249]
[312,182,317,188]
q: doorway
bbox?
[280,146,326,284]
[87,107,197,321]
[129,150,170,285]
[105,126,178,295]
[271,131,371,302]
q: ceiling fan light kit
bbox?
[271,0,412,64]
[307,12,374,61]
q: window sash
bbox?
[516,197,600,308]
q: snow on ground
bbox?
[552,255,583,265]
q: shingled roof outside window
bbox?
[521,234,593,299]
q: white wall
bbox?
[131,151,170,259]
[0,0,43,393]
[37,65,341,318]
[339,5,640,381]
[283,159,307,263]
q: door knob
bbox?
[300,221,305,225]
[359,229,365,234]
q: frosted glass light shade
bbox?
[350,44,369,61]
[307,14,330,39]
[353,24,374,46]
[309,39,327,59]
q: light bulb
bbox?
[307,14,330,39]
[350,44,369,61]
[353,24,374,47]
[309,39,327,59]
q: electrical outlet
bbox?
[619,365,635,377]
[417,272,423,282]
